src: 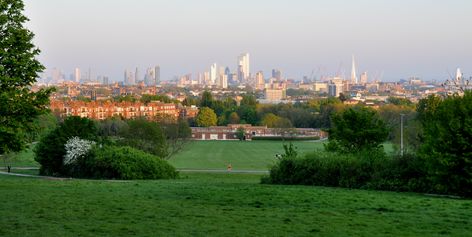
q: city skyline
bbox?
[24,0,471,82]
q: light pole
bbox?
[400,113,405,156]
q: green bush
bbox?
[264,150,431,194]
[81,145,178,180]
[34,116,98,176]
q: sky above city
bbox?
[24,0,472,82]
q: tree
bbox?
[34,116,98,176]
[200,91,213,108]
[0,0,53,155]
[236,127,246,141]
[261,113,292,128]
[228,112,240,124]
[196,107,217,127]
[418,91,472,197]
[119,118,168,158]
[160,118,192,159]
[326,106,389,153]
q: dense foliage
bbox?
[34,116,98,176]
[263,150,430,193]
[326,106,389,153]
[78,145,178,180]
[265,93,472,198]
[418,92,472,197]
[195,107,217,127]
[0,0,53,154]
[119,118,168,158]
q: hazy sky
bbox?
[24,0,472,82]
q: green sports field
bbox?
[169,140,325,170]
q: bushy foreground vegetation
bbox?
[34,116,180,179]
[265,92,472,198]
[1,173,471,237]
[263,149,428,193]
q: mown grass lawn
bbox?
[0,173,470,237]
[169,140,325,170]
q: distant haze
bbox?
[24,0,472,82]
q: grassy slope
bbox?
[0,173,471,237]
[169,140,325,170]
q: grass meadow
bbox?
[170,140,325,170]
[2,140,469,236]
[1,173,471,237]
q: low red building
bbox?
[191,124,326,140]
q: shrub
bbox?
[264,149,432,194]
[34,116,98,176]
[80,145,178,180]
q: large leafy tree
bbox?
[0,0,53,154]
[196,107,217,127]
[418,92,472,197]
[326,106,389,153]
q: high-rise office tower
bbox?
[74,68,81,83]
[237,53,250,83]
[272,69,282,81]
[135,67,139,84]
[124,70,128,84]
[255,71,265,90]
[360,72,368,84]
[351,55,358,84]
[456,68,462,82]
[210,63,217,85]
[155,66,160,85]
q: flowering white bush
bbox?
[63,136,96,165]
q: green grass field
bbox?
[169,140,325,170]
[1,173,471,237]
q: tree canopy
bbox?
[418,91,472,197]
[326,106,389,153]
[196,107,217,127]
[0,0,53,154]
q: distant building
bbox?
[360,71,368,84]
[265,88,286,101]
[237,53,250,83]
[50,100,197,121]
[272,69,282,81]
[328,78,344,97]
[155,65,160,85]
[74,68,81,83]
[191,124,326,140]
[255,71,265,90]
[351,55,358,84]
[210,63,217,85]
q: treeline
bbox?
[264,92,472,198]
[32,116,191,179]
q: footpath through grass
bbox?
[169,140,324,170]
[0,173,471,237]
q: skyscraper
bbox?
[74,68,81,83]
[351,55,358,84]
[456,68,462,82]
[255,71,265,90]
[272,69,282,81]
[210,63,217,85]
[135,67,140,84]
[237,53,250,83]
[155,65,160,85]
[360,71,368,84]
